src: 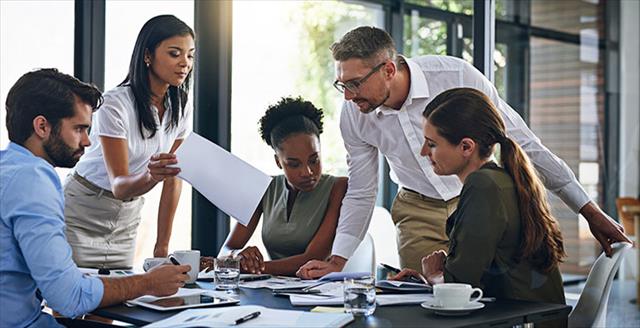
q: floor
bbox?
[565,279,640,327]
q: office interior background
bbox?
[0,0,638,279]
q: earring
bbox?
[145,61,150,68]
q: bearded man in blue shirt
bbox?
[0,68,191,327]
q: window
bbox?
[0,0,74,181]
[529,35,604,274]
[230,0,384,257]
[497,0,608,274]
[404,13,447,57]
[407,0,473,15]
[105,0,194,266]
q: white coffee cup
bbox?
[433,283,483,308]
[170,250,200,284]
[143,257,169,272]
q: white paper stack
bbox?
[144,305,354,327]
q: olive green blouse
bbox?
[261,174,336,260]
[444,162,565,305]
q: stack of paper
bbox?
[376,280,432,293]
[240,277,319,290]
[145,305,354,327]
[288,282,434,306]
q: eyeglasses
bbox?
[333,62,386,94]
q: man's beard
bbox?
[43,128,83,168]
[354,89,391,114]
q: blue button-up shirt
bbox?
[1,142,104,327]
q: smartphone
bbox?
[380,263,424,284]
[380,263,401,274]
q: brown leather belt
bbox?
[401,187,459,204]
[73,172,135,202]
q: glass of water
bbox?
[343,275,376,316]
[214,256,240,291]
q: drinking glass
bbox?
[343,275,376,316]
[214,256,240,290]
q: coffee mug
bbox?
[170,250,200,284]
[143,257,169,272]
[433,283,483,308]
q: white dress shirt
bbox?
[74,86,192,190]
[332,55,590,259]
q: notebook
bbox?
[376,280,432,293]
[144,305,354,327]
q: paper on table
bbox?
[175,133,272,225]
[289,283,434,306]
[376,294,434,306]
[145,305,354,328]
[240,277,319,290]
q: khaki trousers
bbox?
[64,174,144,269]
[391,188,459,272]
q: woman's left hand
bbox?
[148,153,181,182]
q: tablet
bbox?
[127,293,240,311]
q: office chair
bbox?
[342,233,376,274]
[568,242,632,328]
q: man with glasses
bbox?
[297,26,630,278]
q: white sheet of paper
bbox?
[175,133,272,225]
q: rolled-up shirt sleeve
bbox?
[462,61,590,213]
[10,166,104,318]
[331,103,379,259]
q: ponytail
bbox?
[500,138,565,272]
[423,87,565,273]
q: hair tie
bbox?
[497,133,509,144]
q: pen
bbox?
[234,311,261,325]
[169,256,181,265]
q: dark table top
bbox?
[93,282,571,327]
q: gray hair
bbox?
[330,26,397,66]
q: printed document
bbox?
[145,305,354,327]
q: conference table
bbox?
[93,281,571,327]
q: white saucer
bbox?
[420,299,485,316]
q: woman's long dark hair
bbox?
[120,15,194,139]
[423,87,565,273]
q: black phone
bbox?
[380,263,424,284]
[380,263,401,274]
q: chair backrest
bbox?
[615,197,639,235]
[568,242,632,328]
[342,233,376,274]
[367,206,400,268]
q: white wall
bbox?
[619,0,640,197]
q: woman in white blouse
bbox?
[64,15,195,269]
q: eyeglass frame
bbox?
[333,61,387,94]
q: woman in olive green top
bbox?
[394,88,565,305]
[217,97,347,276]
